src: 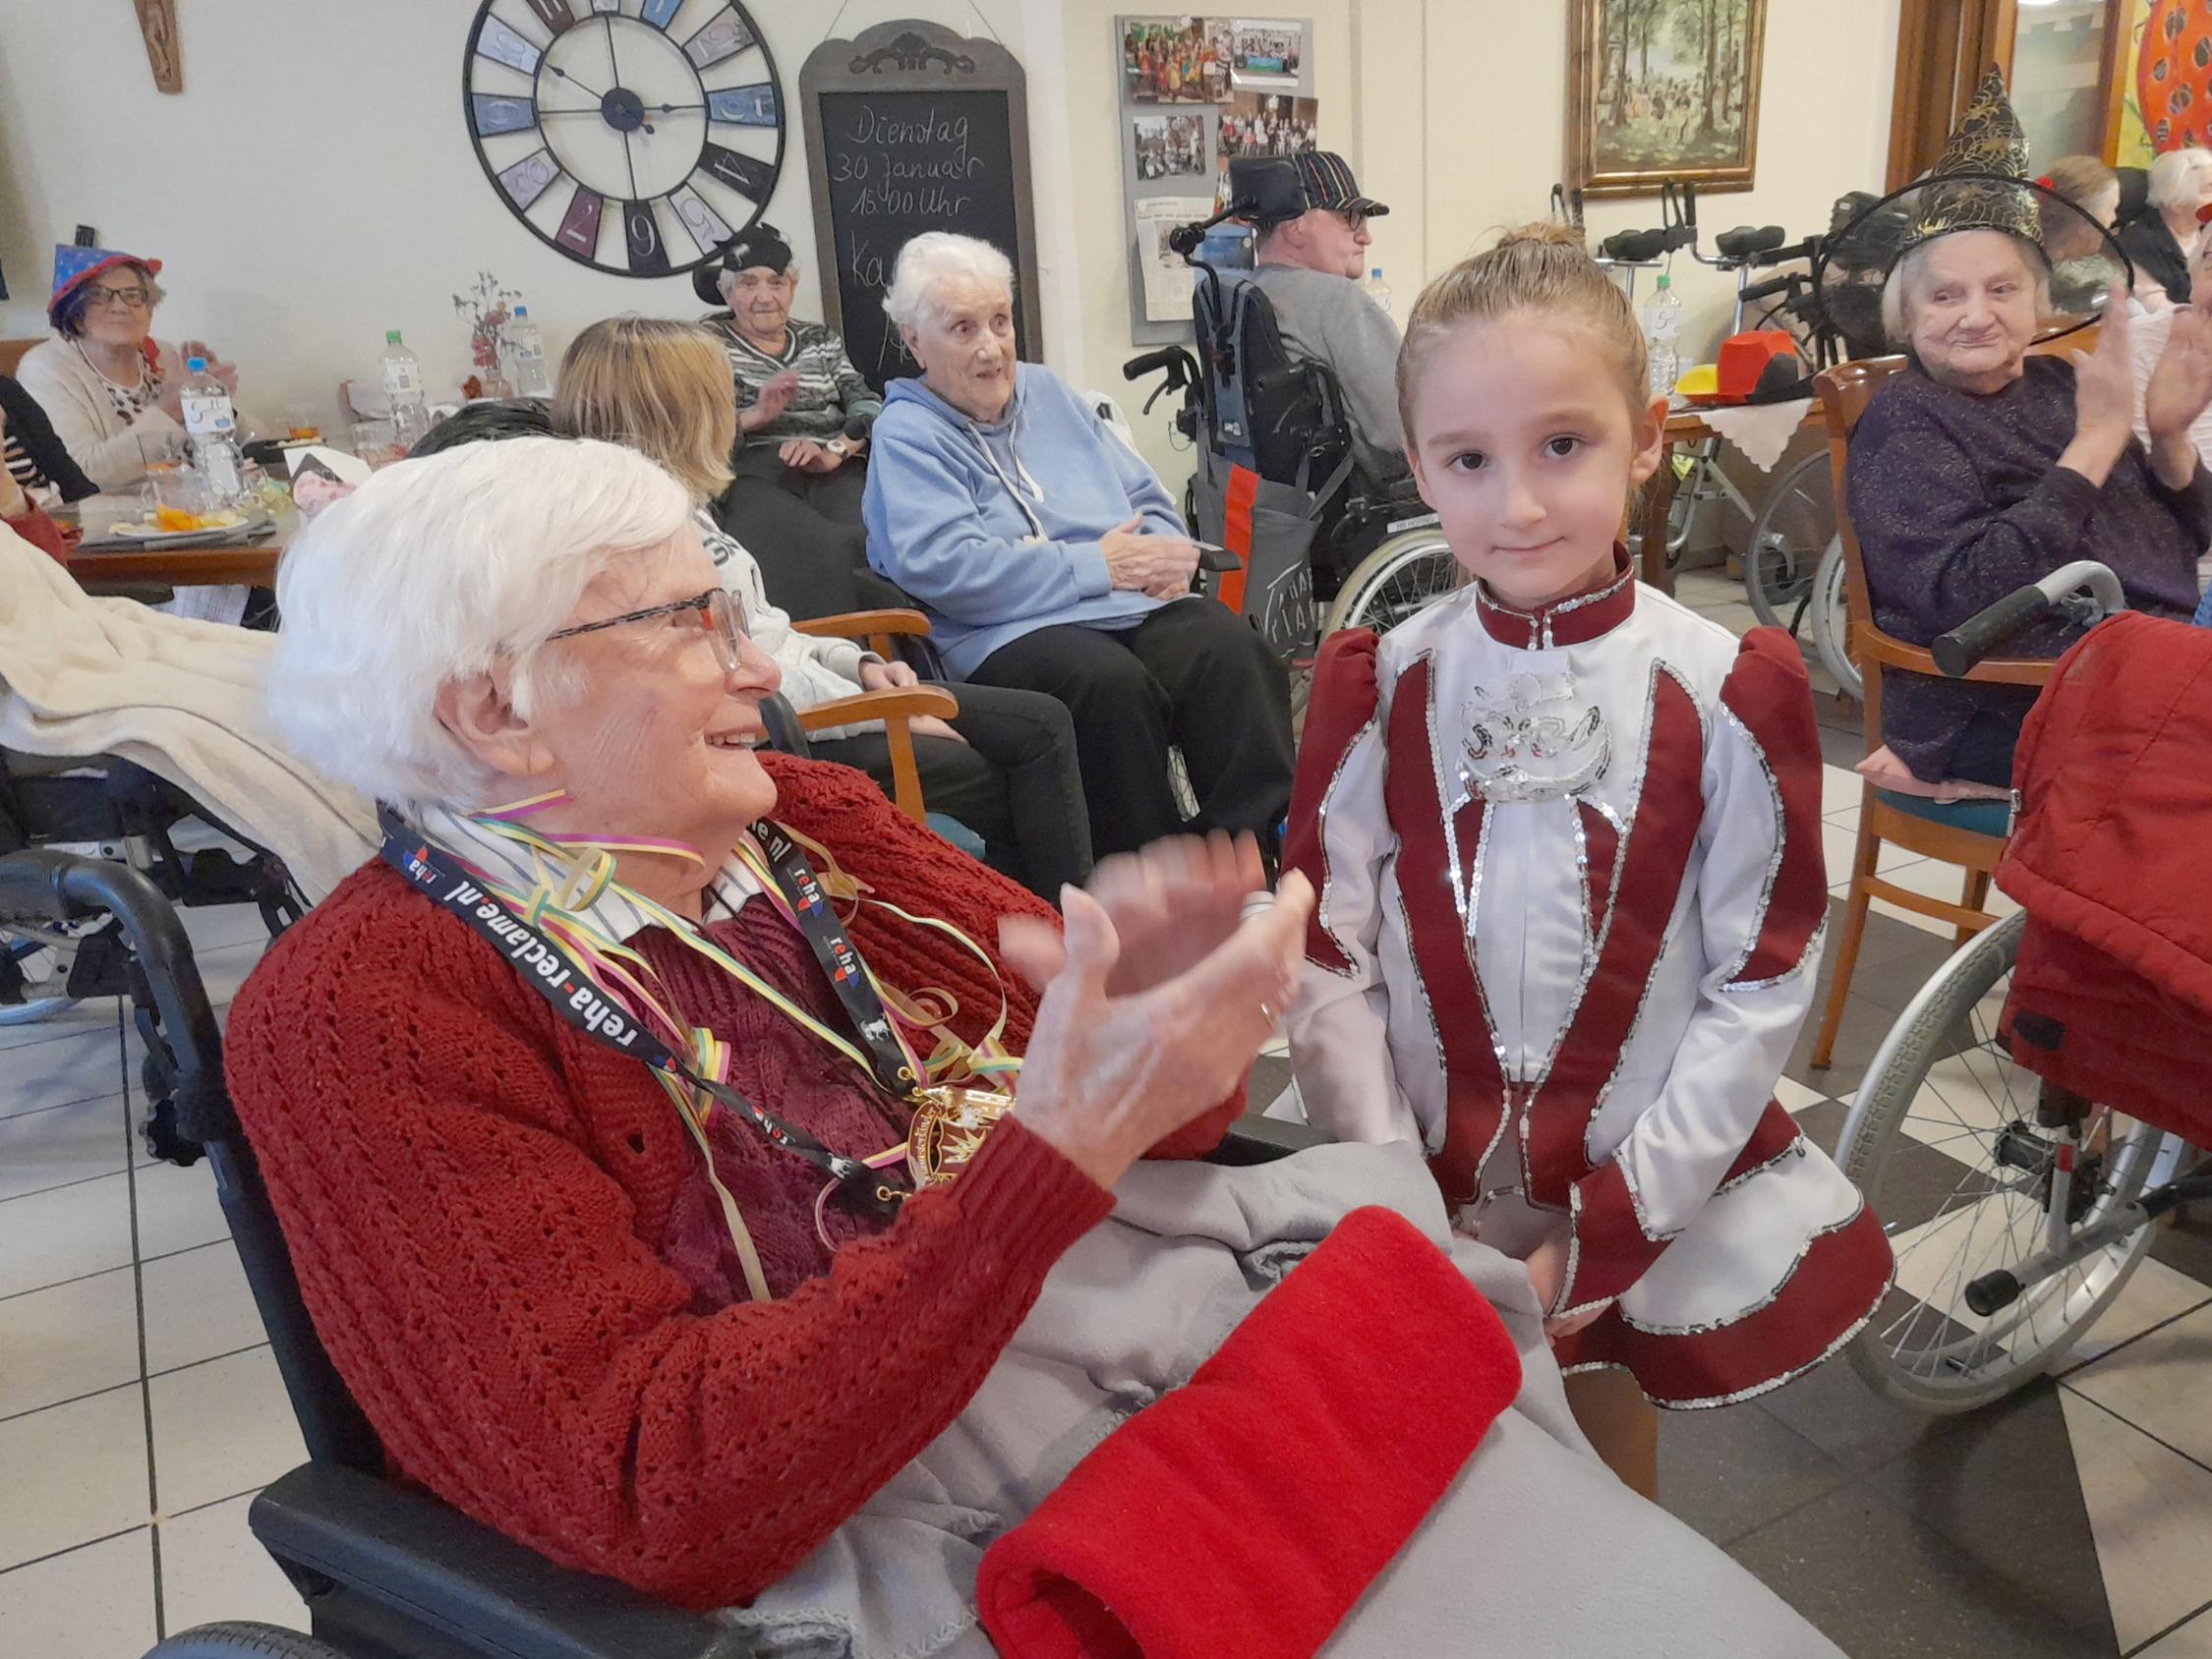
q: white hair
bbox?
[266,435,693,813]
[1879,231,2051,344]
[2148,146,2212,210]
[882,232,1015,333]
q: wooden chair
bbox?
[0,338,40,377]
[788,607,956,826]
[1809,356,2055,1069]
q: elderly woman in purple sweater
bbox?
[1848,240,2212,785]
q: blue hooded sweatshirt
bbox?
[863,365,1187,677]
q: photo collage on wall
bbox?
[1118,16,1316,329]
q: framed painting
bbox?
[1568,0,1770,197]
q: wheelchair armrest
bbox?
[252,1463,754,1659]
[1208,1111,1330,1165]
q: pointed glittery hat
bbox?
[1903,67,2043,253]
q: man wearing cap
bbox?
[698,222,882,574]
[1243,152,1411,490]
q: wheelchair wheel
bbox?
[0,929,79,1025]
[1807,538,1862,700]
[1836,912,2187,1412]
[1743,453,1832,631]
[143,1622,350,1657]
[1320,533,1460,640]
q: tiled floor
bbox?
[5,587,2210,1655]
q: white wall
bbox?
[0,0,1040,435]
[0,0,1897,477]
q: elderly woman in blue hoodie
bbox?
[864,232,1295,859]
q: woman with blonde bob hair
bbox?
[554,315,1092,898]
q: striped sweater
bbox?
[703,315,882,445]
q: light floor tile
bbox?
[2062,1258,2212,1374]
[157,1491,309,1635]
[0,1024,128,1118]
[133,1160,232,1262]
[148,1346,304,1516]
[184,939,270,1012]
[2060,1390,2212,1652]
[1822,764,1865,817]
[179,901,279,958]
[1819,822,1925,887]
[0,1266,141,1421]
[0,1095,130,1204]
[1774,1074,1828,1115]
[0,1527,155,1658]
[0,1385,149,1570]
[2141,1607,2212,1656]
[1825,803,1860,832]
[0,1171,133,1300]
[2067,1304,2212,1468]
[0,998,118,1055]
[142,1241,266,1377]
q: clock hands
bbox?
[543,60,609,101]
[608,18,640,199]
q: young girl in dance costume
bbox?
[1284,225,1892,1495]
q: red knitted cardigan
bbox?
[224,753,1245,1610]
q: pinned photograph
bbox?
[1217,90,1318,160]
[1134,113,1208,180]
[1229,18,1304,89]
[1122,16,1232,104]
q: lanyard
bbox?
[378,807,909,1221]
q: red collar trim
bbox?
[1474,548,1636,650]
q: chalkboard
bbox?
[800,23,1042,394]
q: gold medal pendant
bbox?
[905,1086,1015,1187]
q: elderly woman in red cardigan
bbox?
[229,436,1841,1658]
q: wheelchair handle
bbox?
[1933,560,2126,677]
[1737,271,1803,306]
[1715,224,1786,259]
[1123,346,1192,385]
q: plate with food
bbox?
[78,506,274,550]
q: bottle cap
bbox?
[1370,267,1382,279]
[1657,274,1671,290]
[386,329,403,344]
[185,356,208,373]
[514,305,529,317]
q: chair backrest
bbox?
[1815,355,1907,752]
[0,337,39,378]
[1193,272,1353,490]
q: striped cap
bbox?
[1292,151,1389,219]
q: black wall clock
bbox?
[462,0,786,277]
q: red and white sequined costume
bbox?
[1285,555,1893,1408]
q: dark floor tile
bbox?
[1816,713,1864,770]
[1657,1398,1851,1546]
[1755,1337,1958,1475]
[1727,1482,2118,1659]
[2148,1192,2212,1289]
[1785,989,1907,1100]
[1249,1054,1292,1116]
[1861,1379,2116,1651]
[1848,1129,1985,1237]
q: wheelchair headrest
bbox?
[1229,157,1308,227]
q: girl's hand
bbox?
[1524,1230,1605,1339]
[858,658,920,692]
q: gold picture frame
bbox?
[1568,0,1769,198]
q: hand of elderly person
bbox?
[1101,516,1200,597]
[999,838,1313,1189]
[780,437,844,474]
[2143,305,2212,487]
[741,369,800,434]
[2061,286,2139,486]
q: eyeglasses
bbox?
[83,284,149,310]
[1334,211,1368,235]
[547,588,748,672]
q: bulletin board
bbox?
[1114,16,1318,347]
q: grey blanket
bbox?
[721,1141,1841,1659]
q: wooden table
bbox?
[63,508,292,589]
[1633,404,1827,595]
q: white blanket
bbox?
[0,526,375,900]
[724,1142,1841,1658]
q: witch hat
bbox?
[1900,67,2042,257]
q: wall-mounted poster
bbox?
[1134,196,1200,321]
[1135,112,1209,179]
[1229,18,1305,88]
[1123,16,1232,103]
[1567,0,1769,197]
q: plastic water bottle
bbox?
[378,329,431,445]
[1363,266,1393,315]
[1643,274,1683,400]
[179,355,244,503]
[506,306,553,398]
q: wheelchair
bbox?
[1121,224,1457,689]
[1834,563,2211,1413]
[0,824,1315,1659]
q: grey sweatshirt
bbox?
[1248,262,1410,486]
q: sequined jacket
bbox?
[1284,559,1893,1408]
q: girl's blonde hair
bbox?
[1397,221,1649,440]
[553,316,736,504]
